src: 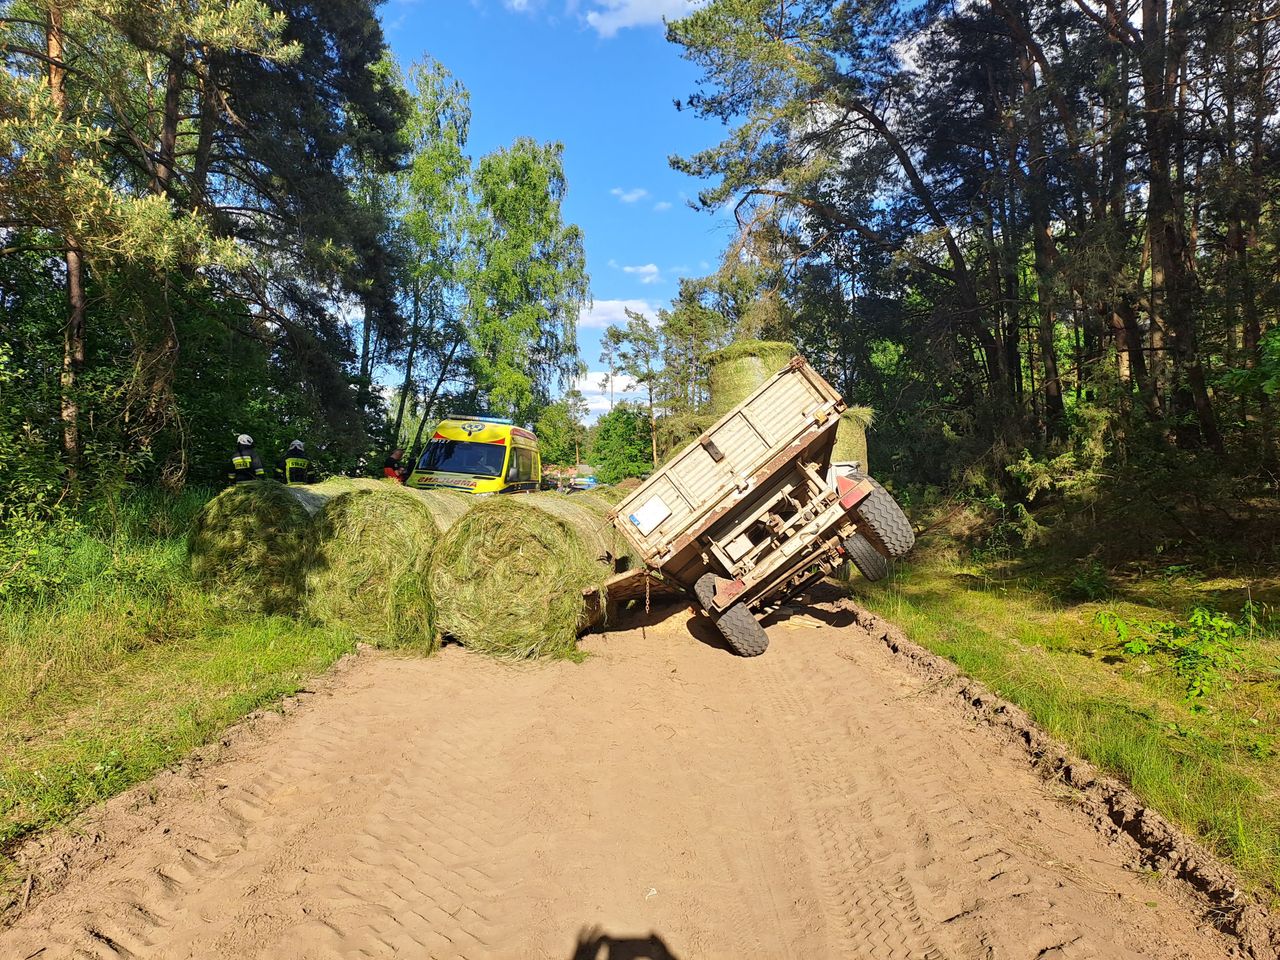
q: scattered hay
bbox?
[187,481,311,614]
[833,406,875,471]
[304,486,469,651]
[576,486,628,507]
[706,340,796,416]
[428,492,635,659]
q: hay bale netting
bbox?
[187,480,311,614]
[304,485,470,650]
[706,340,796,416]
[832,406,875,471]
[428,492,636,659]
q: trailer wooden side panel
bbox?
[610,358,844,567]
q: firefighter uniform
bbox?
[228,434,266,484]
[276,440,315,486]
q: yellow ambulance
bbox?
[406,416,541,495]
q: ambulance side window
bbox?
[505,449,520,482]
[517,448,535,482]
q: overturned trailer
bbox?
[608,355,914,656]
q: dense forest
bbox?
[595,0,1280,559]
[4,0,1280,559]
[1,0,586,519]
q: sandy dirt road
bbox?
[3,602,1232,960]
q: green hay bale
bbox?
[833,406,875,471]
[187,480,311,614]
[304,486,469,651]
[428,492,634,660]
[706,340,796,416]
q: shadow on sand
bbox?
[570,926,682,960]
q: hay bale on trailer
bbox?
[832,406,875,472]
[304,485,469,651]
[706,340,796,416]
[187,480,311,614]
[428,492,636,660]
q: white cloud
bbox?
[622,262,661,284]
[611,186,648,204]
[653,200,672,212]
[573,371,640,421]
[505,0,533,9]
[579,298,655,330]
[585,0,696,36]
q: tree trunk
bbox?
[152,45,183,196]
[357,296,373,411]
[48,5,85,482]
[408,335,463,459]
[1139,0,1223,452]
[192,51,218,204]
[392,278,426,446]
[1018,42,1067,440]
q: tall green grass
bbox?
[0,488,354,872]
[851,541,1280,903]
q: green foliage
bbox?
[468,138,588,422]
[590,403,653,485]
[535,392,589,466]
[1098,608,1249,706]
[1067,559,1112,602]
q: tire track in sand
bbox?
[1,608,1233,960]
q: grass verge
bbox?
[847,529,1280,904]
[0,488,355,893]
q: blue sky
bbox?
[379,0,733,419]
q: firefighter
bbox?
[276,439,316,486]
[227,434,266,484]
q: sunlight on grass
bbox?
[0,490,355,883]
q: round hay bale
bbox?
[706,340,795,416]
[428,492,634,660]
[187,480,311,614]
[832,406,875,471]
[304,486,469,651]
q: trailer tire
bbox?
[855,477,915,559]
[694,573,770,657]
[843,532,888,582]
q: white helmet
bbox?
[289,439,305,451]
[237,434,254,446]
